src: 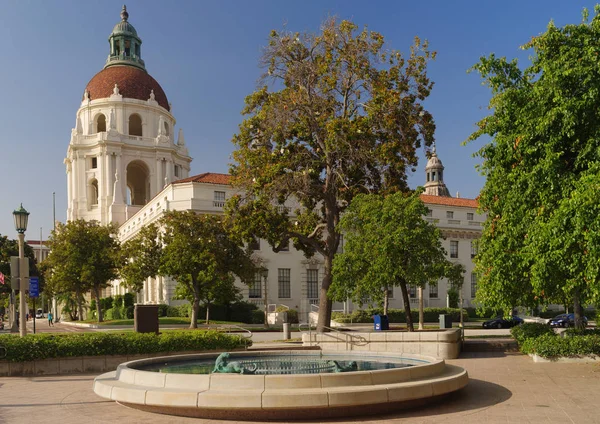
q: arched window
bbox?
[126,160,150,206]
[89,179,99,206]
[96,114,106,133]
[129,113,142,136]
[164,121,170,136]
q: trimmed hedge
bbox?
[331,307,467,324]
[510,323,554,346]
[521,333,600,358]
[0,330,249,363]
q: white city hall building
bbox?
[66,7,485,322]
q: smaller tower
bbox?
[105,5,145,71]
[424,143,450,197]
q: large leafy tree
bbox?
[329,191,463,331]
[468,8,600,328]
[44,220,119,322]
[227,18,436,331]
[119,223,162,293]
[126,211,257,329]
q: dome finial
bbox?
[121,5,129,22]
[431,140,437,155]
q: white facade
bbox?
[65,93,191,227]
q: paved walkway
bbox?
[1,351,600,424]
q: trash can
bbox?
[374,314,389,331]
[282,322,291,340]
[134,304,159,334]
[439,314,452,329]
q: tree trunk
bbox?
[190,297,199,329]
[316,252,335,332]
[399,281,414,332]
[418,286,424,330]
[94,287,103,322]
[383,288,389,316]
[205,303,210,325]
[573,289,585,330]
[75,289,84,321]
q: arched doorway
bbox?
[126,160,150,206]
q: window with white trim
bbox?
[429,284,438,298]
[471,273,478,298]
[249,273,262,298]
[450,240,459,258]
[307,269,319,299]
[278,268,291,298]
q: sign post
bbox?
[29,277,39,334]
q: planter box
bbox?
[0,349,242,377]
[302,328,462,359]
[530,353,600,363]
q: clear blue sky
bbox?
[0,0,596,239]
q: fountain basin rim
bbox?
[93,350,468,420]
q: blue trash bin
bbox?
[374,314,389,331]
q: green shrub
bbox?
[157,304,169,317]
[251,309,265,324]
[447,288,459,308]
[464,307,497,318]
[521,333,600,358]
[123,293,135,308]
[166,306,181,317]
[227,301,259,323]
[0,330,249,363]
[99,296,113,311]
[105,306,127,320]
[511,322,555,346]
[113,295,124,308]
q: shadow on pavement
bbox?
[301,378,512,423]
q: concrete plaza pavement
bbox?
[2,350,600,424]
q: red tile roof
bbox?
[85,65,170,110]
[173,173,231,185]
[420,194,478,208]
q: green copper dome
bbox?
[105,5,145,71]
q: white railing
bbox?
[299,323,368,350]
[213,200,225,207]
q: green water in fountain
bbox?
[136,353,417,375]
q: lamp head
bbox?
[13,204,29,234]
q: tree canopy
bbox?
[468,7,600,327]
[123,211,257,328]
[227,18,437,331]
[44,220,119,322]
[329,191,463,331]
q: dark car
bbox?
[549,313,588,328]
[482,315,524,329]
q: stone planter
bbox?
[0,350,240,377]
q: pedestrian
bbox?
[48,311,53,326]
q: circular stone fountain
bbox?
[93,350,468,420]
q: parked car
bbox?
[482,315,524,329]
[549,313,588,328]
[35,309,44,319]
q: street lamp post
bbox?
[13,204,30,338]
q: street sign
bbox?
[29,277,39,298]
